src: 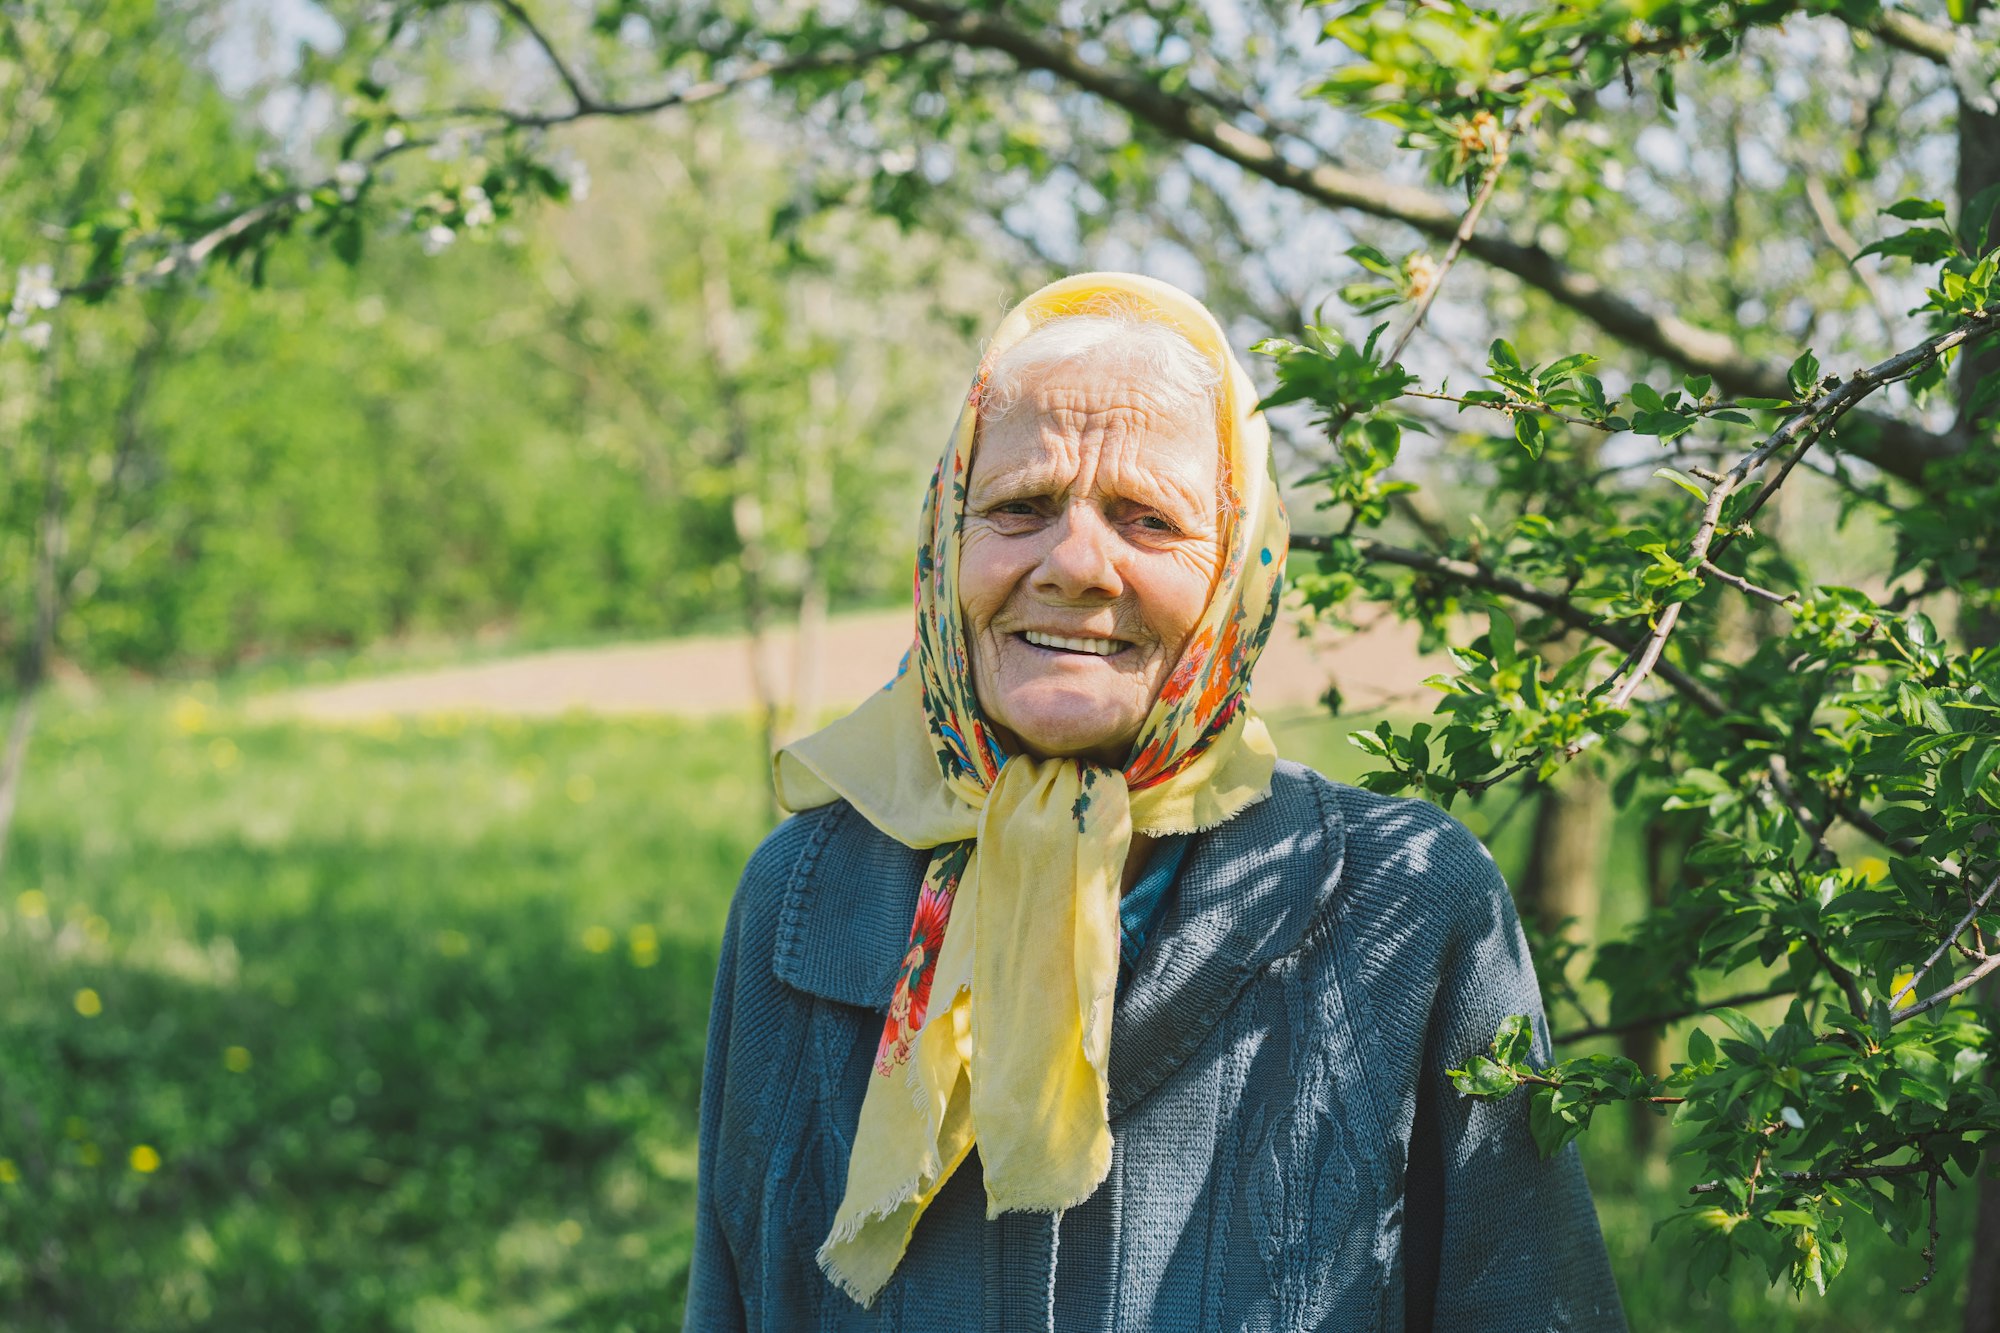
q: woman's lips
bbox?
[1017,630,1129,657]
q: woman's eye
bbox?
[1135,514,1178,534]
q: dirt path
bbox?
[254,607,1443,722]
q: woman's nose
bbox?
[1034,504,1123,600]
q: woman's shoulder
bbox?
[1265,758,1507,930]
[728,800,929,1007]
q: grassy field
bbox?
[0,685,1974,1329]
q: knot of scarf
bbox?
[771,272,1289,1307]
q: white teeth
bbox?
[1023,631,1125,656]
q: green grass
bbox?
[0,688,1973,1329]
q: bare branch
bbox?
[1698,559,1795,604]
[489,0,595,112]
[427,38,944,131]
[1894,949,2000,1024]
[1686,1161,1928,1194]
[1868,10,1959,67]
[1380,98,1538,370]
[1552,983,1796,1044]
[1901,1169,1942,1294]
[1889,868,2000,1009]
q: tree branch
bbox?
[1292,533,1923,858]
[1612,306,2000,708]
[1894,949,2000,1024]
[1698,559,1794,604]
[870,0,1967,487]
[429,37,945,130]
[489,0,595,112]
[1686,1160,1928,1194]
[1553,983,1796,1044]
[1291,532,1735,716]
[1867,10,1959,66]
[1889,868,2000,1009]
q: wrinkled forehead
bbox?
[969,359,1221,503]
[969,343,1228,502]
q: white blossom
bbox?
[383,126,407,149]
[421,224,456,256]
[19,322,51,352]
[9,264,59,328]
[461,184,494,228]
[14,263,59,312]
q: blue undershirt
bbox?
[1117,832,1193,991]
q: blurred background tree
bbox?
[4,0,2000,1328]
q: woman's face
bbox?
[959,359,1221,765]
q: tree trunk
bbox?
[0,689,40,887]
[688,124,783,821]
[0,343,66,886]
[1968,966,2000,1333]
[1618,815,1685,1155]
[788,284,839,747]
[1515,774,1608,943]
[1959,9,2000,1324]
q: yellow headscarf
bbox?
[774,272,1290,1306]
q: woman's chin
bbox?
[992,693,1142,762]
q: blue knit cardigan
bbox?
[683,761,1629,1332]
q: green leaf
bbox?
[1655,468,1709,501]
[1514,411,1546,458]
[1788,351,1821,398]
[1882,198,1947,221]
[1493,1013,1535,1065]
[1687,1027,1716,1069]
[1856,227,1959,264]
[1489,337,1521,371]
[1449,1054,1520,1098]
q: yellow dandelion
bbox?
[129,1144,161,1174]
[566,774,596,804]
[1856,856,1890,885]
[555,1219,583,1246]
[16,889,47,919]
[629,923,659,969]
[581,925,614,954]
[223,1046,253,1073]
[170,696,209,735]
[0,1158,17,1184]
[73,987,103,1017]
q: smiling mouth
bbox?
[1018,630,1129,657]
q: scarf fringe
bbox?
[816,1177,926,1312]
[982,1175,1104,1220]
[816,1162,929,1256]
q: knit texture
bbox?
[683,761,1629,1332]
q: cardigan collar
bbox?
[770,762,1348,1117]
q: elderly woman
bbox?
[684,273,1626,1332]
